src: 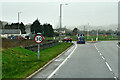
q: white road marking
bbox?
[101,56,105,60]
[47,44,77,79]
[117,45,120,48]
[100,53,102,56]
[105,62,112,72]
[94,44,112,71]
[114,77,118,80]
[94,43,118,80]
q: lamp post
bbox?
[87,23,89,40]
[96,28,99,41]
[18,12,22,24]
[18,12,22,35]
[59,3,68,42]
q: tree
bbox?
[19,22,26,34]
[73,28,78,35]
[30,19,43,34]
[54,32,59,36]
[4,22,26,34]
[43,23,54,37]
[4,23,19,29]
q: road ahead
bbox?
[32,41,118,79]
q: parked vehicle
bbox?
[8,35,17,39]
[62,37,72,42]
[16,36,25,40]
[77,36,85,44]
[9,36,25,40]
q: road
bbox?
[31,41,118,80]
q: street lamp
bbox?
[59,3,68,42]
[18,12,22,24]
[87,23,89,40]
[18,12,22,35]
[96,28,99,41]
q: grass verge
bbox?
[2,43,73,79]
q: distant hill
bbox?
[96,24,118,31]
[68,24,118,31]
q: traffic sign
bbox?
[34,34,43,44]
[34,34,43,60]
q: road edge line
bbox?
[26,43,75,79]
[47,44,77,79]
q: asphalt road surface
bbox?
[32,41,118,80]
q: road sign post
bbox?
[38,44,40,59]
[34,33,43,60]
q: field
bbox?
[2,43,73,79]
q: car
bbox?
[10,36,25,40]
[10,35,17,39]
[16,36,25,40]
[77,36,85,44]
[62,37,72,42]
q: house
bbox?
[0,29,21,38]
[54,28,66,34]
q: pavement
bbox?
[30,41,118,80]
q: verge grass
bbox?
[2,43,73,78]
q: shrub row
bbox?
[2,39,58,49]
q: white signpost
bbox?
[34,34,43,60]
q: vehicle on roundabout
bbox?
[77,34,85,44]
[62,37,72,42]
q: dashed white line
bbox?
[94,43,118,80]
[100,53,102,56]
[47,44,77,79]
[101,56,105,60]
[105,62,112,72]
[94,44,113,72]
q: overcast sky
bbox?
[0,0,118,29]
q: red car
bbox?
[16,36,25,40]
[62,37,72,42]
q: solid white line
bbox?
[105,62,112,72]
[47,44,77,79]
[26,44,75,79]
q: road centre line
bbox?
[101,56,105,60]
[47,44,77,79]
[94,43,112,71]
[105,62,112,72]
[100,53,102,56]
[94,43,118,80]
